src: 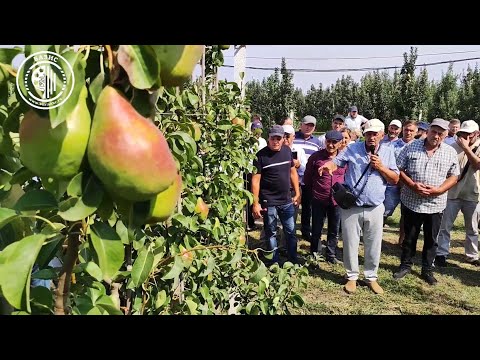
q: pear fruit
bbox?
[193,123,202,142]
[194,197,209,221]
[219,45,230,50]
[19,87,91,179]
[145,173,182,223]
[231,117,245,127]
[152,45,204,87]
[88,86,177,201]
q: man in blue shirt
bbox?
[319,119,399,295]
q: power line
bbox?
[222,56,480,73]
[223,50,480,61]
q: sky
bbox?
[212,45,480,93]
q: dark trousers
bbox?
[301,185,312,236]
[245,173,255,228]
[310,199,340,259]
[400,205,443,272]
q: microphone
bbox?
[369,145,375,155]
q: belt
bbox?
[361,204,374,208]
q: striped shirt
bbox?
[397,139,460,214]
[294,131,321,184]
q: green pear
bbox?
[88,86,178,201]
[194,197,209,221]
[19,87,91,179]
[152,45,204,87]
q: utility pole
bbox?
[234,45,246,100]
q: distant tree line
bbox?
[245,47,480,132]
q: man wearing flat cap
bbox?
[294,115,322,242]
[415,121,429,140]
[318,119,399,295]
[252,125,301,264]
[436,120,480,267]
[394,118,459,285]
[304,130,346,264]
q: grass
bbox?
[247,207,480,315]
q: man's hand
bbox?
[412,182,432,197]
[293,159,301,169]
[456,135,470,150]
[423,184,440,196]
[292,194,301,206]
[252,203,263,219]
[318,161,335,176]
[370,154,384,171]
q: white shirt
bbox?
[345,114,368,131]
[291,144,307,181]
[258,137,267,151]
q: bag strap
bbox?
[459,145,480,182]
[352,163,371,190]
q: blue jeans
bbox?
[311,199,340,259]
[263,202,297,263]
[383,186,400,218]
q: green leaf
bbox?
[263,251,274,260]
[290,294,304,307]
[185,298,199,315]
[67,172,83,197]
[85,261,103,282]
[115,220,129,245]
[89,221,124,281]
[117,45,160,90]
[155,290,167,308]
[0,234,47,312]
[161,255,184,280]
[30,268,56,280]
[24,45,55,57]
[95,295,123,315]
[131,248,154,286]
[30,286,53,313]
[199,256,215,277]
[58,174,104,221]
[0,207,19,229]
[89,72,105,103]
[96,193,113,222]
[36,235,63,269]
[10,167,35,186]
[187,92,199,107]
[0,47,22,64]
[250,262,267,284]
[13,190,57,211]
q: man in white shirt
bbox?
[344,106,368,131]
[318,115,346,149]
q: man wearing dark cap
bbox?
[304,130,346,264]
[318,114,346,149]
[252,125,301,264]
[415,121,429,139]
[394,118,460,285]
[345,106,368,131]
[294,115,322,241]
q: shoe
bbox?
[366,280,384,294]
[326,257,340,265]
[421,271,438,285]
[393,267,411,280]
[344,280,357,294]
[435,255,447,267]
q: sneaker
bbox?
[366,280,384,295]
[421,271,438,286]
[326,257,340,265]
[344,280,357,294]
[393,267,411,280]
[467,259,480,267]
[435,255,447,267]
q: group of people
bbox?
[249,106,480,295]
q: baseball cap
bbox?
[333,114,345,122]
[325,130,343,142]
[430,118,449,131]
[301,115,317,126]
[349,106,358,112]
[418,121,429,131]
[269,125,285,138]
[389,119,402,128]
[363,118,385,133]
[282,124,295,135]
[251,122,263,130]
[458,120,479,134]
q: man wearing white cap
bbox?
[393,118,459,286]
[436,120,480,267]
[318,119,399,294]
[381,119,402,145]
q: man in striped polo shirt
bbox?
[294,115,321,241]
[393,118,460,285]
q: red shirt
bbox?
[304,149,346,205]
